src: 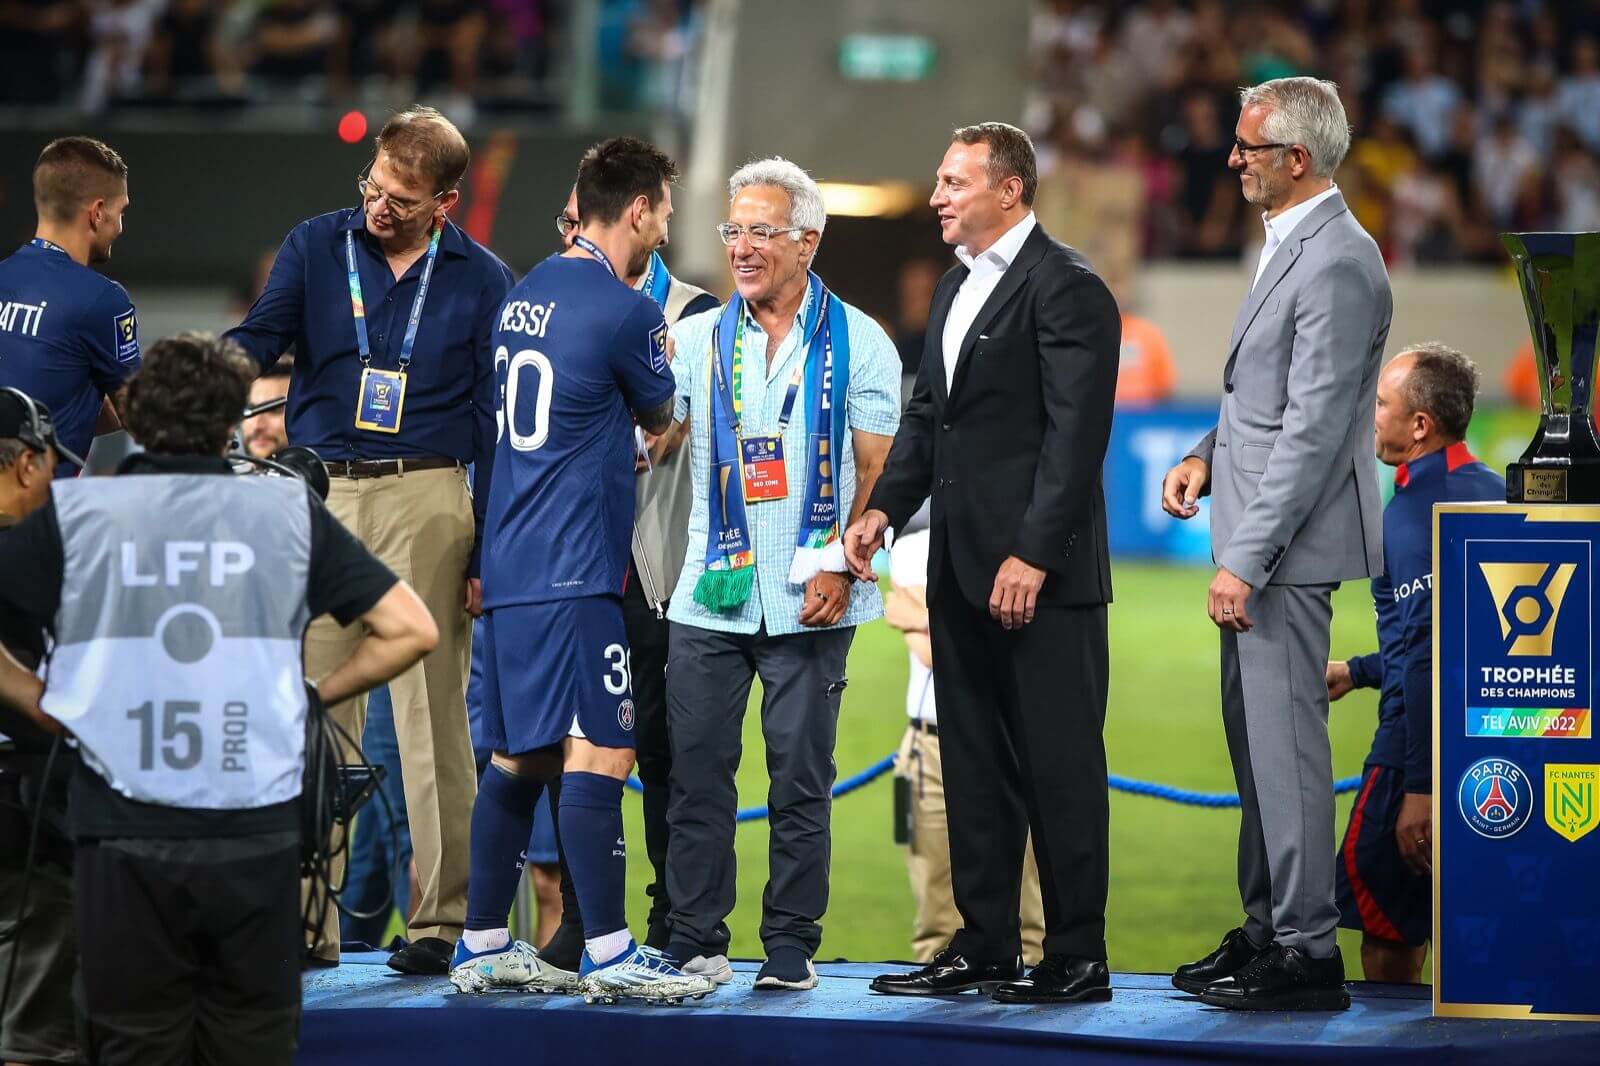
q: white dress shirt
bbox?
[943,211,1037,390]
[889,529,936,725]
[1251,183,1340,290]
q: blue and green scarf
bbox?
[638,250,672,309]
[694,272,851,611]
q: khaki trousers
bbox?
[304,465,478,957]
[895,723,1044,965]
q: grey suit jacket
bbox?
[1187,189,1390,588]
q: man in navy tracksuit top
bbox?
[1326,343,1503,984]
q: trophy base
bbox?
[1506,462,1600,504]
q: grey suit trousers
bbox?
[1221,582,1340,957]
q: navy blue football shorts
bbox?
[1335,763,1431,946]
[476,596,637,754]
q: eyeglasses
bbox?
[1232,136,1295,157]
[555,212,580,238]
[716,223,803,248]
[357,168,446,221]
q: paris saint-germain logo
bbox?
[618,700,636,731]
[1457,757,1533,839]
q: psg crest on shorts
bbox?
[618,699,636,731]
[1457,757,1533,839]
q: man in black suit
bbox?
[845,122,1120,1004]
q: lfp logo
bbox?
[1466,542,1591,739]
[1458,757,1534,839]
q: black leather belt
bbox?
[909,719,939,737]
[324,457,461,479]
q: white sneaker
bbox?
[448,939,579,994]
[579,941,718,1004]
[683,954,734,985]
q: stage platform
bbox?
[300,954,1600,1065]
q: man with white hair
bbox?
[1162,77,1392,1011]
[660,157,901,991]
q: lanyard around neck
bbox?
[712,290,830,437]
[345,224,441,370]
[572,235,617,279]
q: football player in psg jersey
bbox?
[0,137,140,477]
[450,138,716,1003]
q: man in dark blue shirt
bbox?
[1327,343,1503,984]
[0,137,139,477]
[225,106,512,975]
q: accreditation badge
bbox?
[740,435,788,501]
[354,367,406,433]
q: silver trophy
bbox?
[1502,232,1600,503]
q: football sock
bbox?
[464,761,545,932]
[544,773,587,934]
[558,771,629,954]
[586,928,634,966]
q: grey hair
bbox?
[1398,341,1480,440]
[1239,77,1351,178]
[0,437,26,473]
[728,157,827,240]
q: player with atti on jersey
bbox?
[451,138,715,1005]
[0,138,140,477]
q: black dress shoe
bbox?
[869,949,1023,996]
[1197,944,1350,1011]
[386,936,453,975]
[1172,927,1264,995]
[992,955,1112,1004]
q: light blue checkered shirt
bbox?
[667,286,901,636]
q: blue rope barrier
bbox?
[1107,772,1365,808]
[624,757,1364,820]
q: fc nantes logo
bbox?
[1545,764,1600,842]
[1479,562,1578,656]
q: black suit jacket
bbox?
[869,224,1120,609]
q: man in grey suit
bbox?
[1161,77,1391,1012]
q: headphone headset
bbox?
[2,386,53,454]
[1,387,84,469]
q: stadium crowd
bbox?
[0,0,704,117]
[1026,0,1600,263]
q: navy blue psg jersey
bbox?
[0,241,139,475]
[482,254,675,609]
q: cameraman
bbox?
[0,333,438,1065]
[0,388,82,1066]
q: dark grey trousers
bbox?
[1221,582,1341,958]
[664,621,854,957]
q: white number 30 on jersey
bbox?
[495,345,554,452]
[603,643,632,696]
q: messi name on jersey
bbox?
[499,299,556,338]
[1465,539,1592,739]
